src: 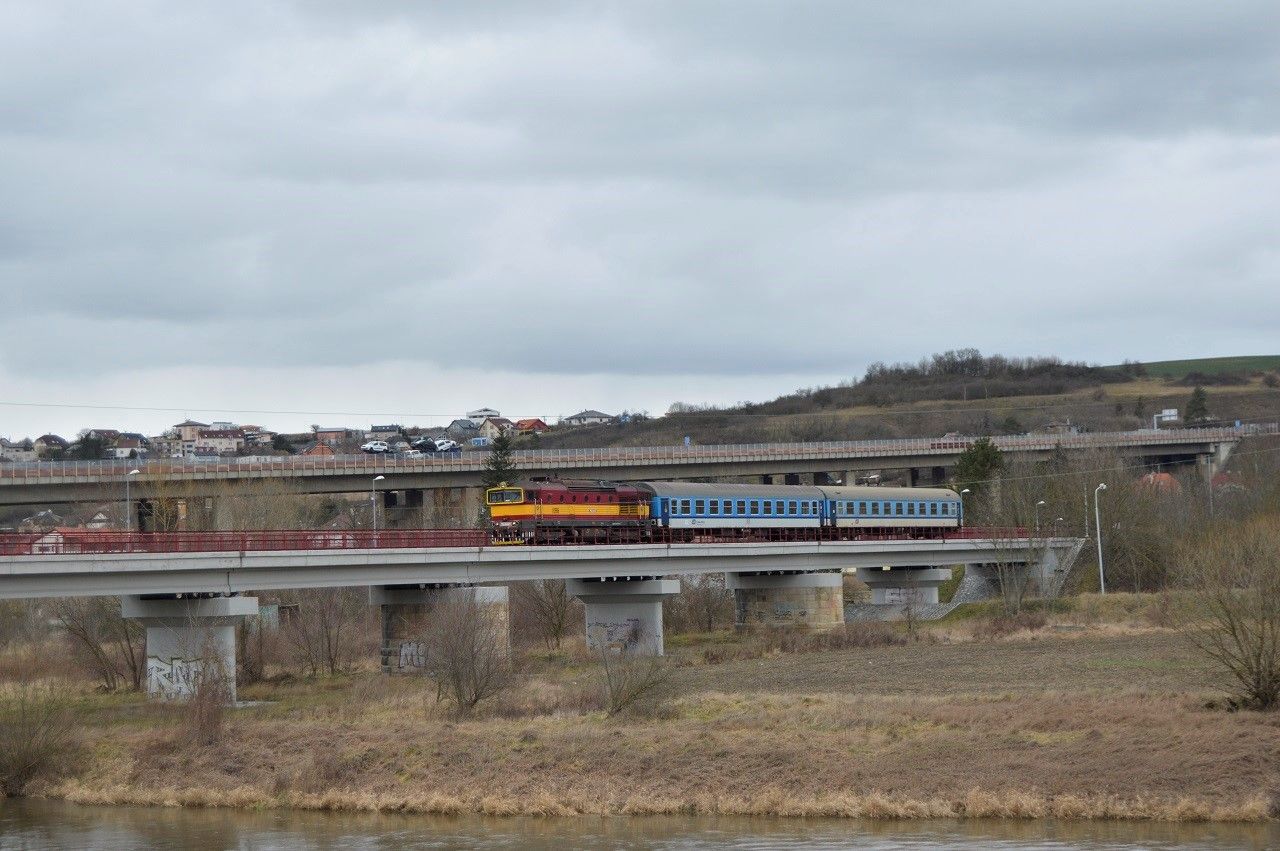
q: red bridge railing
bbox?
[0,526,1032,556]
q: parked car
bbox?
[400,449,426,459]
[361,440,390,453]
[433,439,459,452]
[410,438,438,452]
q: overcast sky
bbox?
[2,1,1277,438]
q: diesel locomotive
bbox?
[485,478,962,544]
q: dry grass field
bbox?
[21,620,1280,822]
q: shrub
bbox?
[0,682,81,796]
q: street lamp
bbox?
[1034,499,1047,532]
[1094,483,1108,594]
[1053,517,1064,538]
[125,469,141,533]
[371,475,386,539]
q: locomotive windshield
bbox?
[486,488,524,505]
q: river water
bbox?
[1,799,1276,850]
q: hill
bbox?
[1125,355,1280,379]
[527,350,1280,450]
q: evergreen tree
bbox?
[1185,386,1210,423]
[953,437,1003,496]
[481,434,516,490]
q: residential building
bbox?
[33,434,69,457]
[300,442,336,457]
[466,408,500,425]
[368,424,404,439]
[562,410,613,427]
[314,426,360,445]
[447,419,480,438]
[110,437,147,459]
[148,435,183,457]
[514,418,549,435]
[194,429,245,455]
[173,420,209,445]
[0,438,36,463]
[478,417,514,439]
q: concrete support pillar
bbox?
[726,571,844,630]
[854,567,951,605]
[371,585,510,674]
[566,578,681,655]
[122,595,258,702]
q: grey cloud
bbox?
[1,0,1277,398]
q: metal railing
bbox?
[0,525,1033,556]
[0,424,1270,485]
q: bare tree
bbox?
[511,579,574,649]
[1180,522,1280,710]
[676,573,734,633]
[51,597,145,691]
[280,588,368,677]
[592,624,674,717]
[418,591,514,716]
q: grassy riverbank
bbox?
[17,611,1280,822]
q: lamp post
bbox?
[1034,499,1046,532]
[1094,483,1108,594]
[372,475,385,540]
[1053,517,1064,538]
[125,469,141,533]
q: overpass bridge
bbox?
[0,426,1254,511]
[1,528,1083,700]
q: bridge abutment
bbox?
[855,566,951,605]
[567,578,680,655]
[371,584,510,674]
[726,570,844,629]
[122,595,258,702]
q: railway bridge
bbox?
[1,528,1083,700]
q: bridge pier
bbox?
[122,595,258,702]
[855,566,951,605]
[567,578,680,655]
[371,584,510,674]
[726,570,844,630]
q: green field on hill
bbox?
[1134,355,1280,378]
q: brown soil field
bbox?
[27,628,1280,822]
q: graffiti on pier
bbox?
[146,656,204,698]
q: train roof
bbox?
[818,485,959,500]
[642,481,826,499]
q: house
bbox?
[466,408,500,425]
[209,421,238,432]
[0,438,36,463]
[244,429,278,447]
[514,418,548,435]
[478,417,515,439]
[173,420,209,444]
[562,410,613,427]
[367,424,403,440]
[148,434,183,457]
[300,441,336,457]
[18,509,63,531]
[447,419,480,438]
[194,429,245,455]
[110,437,147,460]
[33,434,69,457]
[314,426,360,445]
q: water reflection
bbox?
[1,799,1276,850]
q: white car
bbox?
[361,440,389,453]
[400,449,426,459]
[433,439,459,452]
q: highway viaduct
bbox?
[0,428,1250,523]
[0,531,1083,700]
